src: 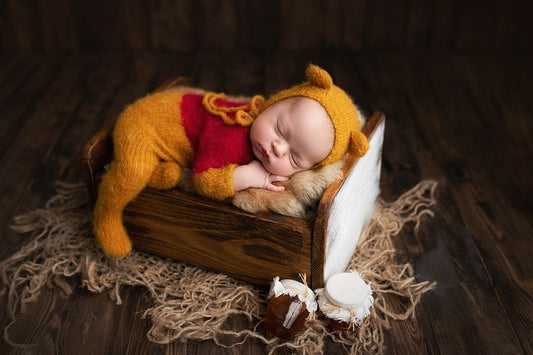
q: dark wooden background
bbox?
[1,0,532,354]
[2,0,532,53]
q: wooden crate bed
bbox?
[83,98,384,290]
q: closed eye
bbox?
[276,119,283,137]
[290,153,300,168]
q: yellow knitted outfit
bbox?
[93,89,259,257]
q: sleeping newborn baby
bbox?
[93,64,369,257]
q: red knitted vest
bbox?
[180,93,254,176]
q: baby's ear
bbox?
[305,64,333,89]
[349,130,369,157]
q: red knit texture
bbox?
[180,94,254,176]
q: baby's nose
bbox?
[272,140,289,157]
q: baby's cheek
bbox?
[275,161,297,177]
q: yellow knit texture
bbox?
[93,90,237,257]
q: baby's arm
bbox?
[233,160,289,192]
[191,161,288,201]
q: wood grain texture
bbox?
[1,51,532,353]
[124,188,314,287]
[1,0,532,53]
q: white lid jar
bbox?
[316,270,373,330]
[265,276,317,340]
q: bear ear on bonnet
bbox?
[350,130,369,158]
[306,64,333,89]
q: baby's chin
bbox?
[255,158,279,175]
[252,153,267,170]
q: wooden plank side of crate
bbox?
[124,187,314,286]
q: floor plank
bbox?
[0,51,531,354]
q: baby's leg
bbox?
[93,147,159,257]
[148,161,181,190]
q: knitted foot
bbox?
[148,161,181,190]
[94,214,132,258]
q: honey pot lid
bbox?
[279,279,308,294]
[324,271,371,309]
[269,276,317,314]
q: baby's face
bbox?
[249,97,334,176]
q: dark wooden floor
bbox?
[1,50,532,354]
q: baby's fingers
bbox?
[266,183,285,192]
[269,175,290,183]
[267,175,289,192]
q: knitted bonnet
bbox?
[260,64,369,167]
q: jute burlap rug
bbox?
[1,180,437,354]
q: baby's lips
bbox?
[257,143,271,162]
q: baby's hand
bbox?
[233,160,289,192]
